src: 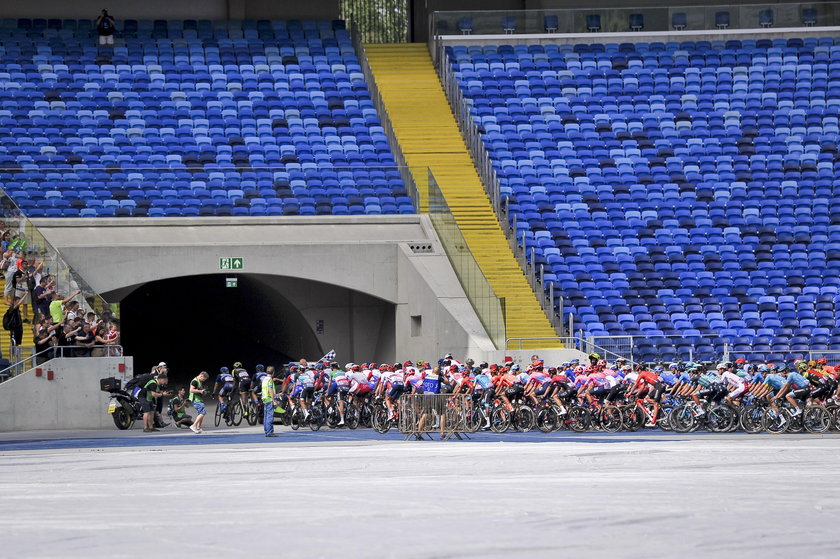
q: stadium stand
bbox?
[0,18,411,217]
[446,38,840,362]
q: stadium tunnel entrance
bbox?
[110,273,396,386]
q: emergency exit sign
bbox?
[219,257,244,270]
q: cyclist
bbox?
[331,364,351,426]
[721,366,749,407]
[384,363,405,420]
[251,364,269,410]
[232,361,251,416]
[626,366,661,425]
[298,365,316,421]
[215,367,235,416]
[774,367,811,416]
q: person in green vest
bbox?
[169,387,192,428]
[142,373,170,432]
[189,371,209,434]
[262,372,278,437]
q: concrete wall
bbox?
[0,357,134,431]
[35,216,499,364]
[0,0,340,20]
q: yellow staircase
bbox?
[0,279,35,359]
[365,43,560,349]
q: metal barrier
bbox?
[809,351,840,366]
[398,393,472,440]
[0,345,123,382]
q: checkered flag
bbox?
[318,349,336,362]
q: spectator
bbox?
[3,250,18,305]
[106,320,121,355]
[189,370,209,433]
[169,387,193,428]
[33,276,53,318]
[95,9,116,47]
[2,296,24,346]
[65,300,80,322]
[57,322,81,357]
[140,373,169,433]
[11,270,30,323]
[49,290,80,324]
[34,317,57,363]
[91,325,110,357]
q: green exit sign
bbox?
[219,257,244,270]
[225,277,238,288]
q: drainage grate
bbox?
[408,243,434,254]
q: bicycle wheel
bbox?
[246,401,259,426]
[599,406,623,433]
[739,404,765,434]
[763,407,790,434]
[345,404,360,430]
[309,406,324,431]
[373,407,391,434]
[290,409,301,430]
[513,406,535,432]
[325,405,340,429]
[670,405,697,433]
[787,410,805,433]
[621,405,643,432]
[230,401,243,426]
[566,406,591,432]
[803,406,832,434]
[708,405,736,433]
[490,407,511,433]
[536,407,558,433]
[214,404,222,427]
[657,407,673,431]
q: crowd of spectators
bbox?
[0,222,120,364]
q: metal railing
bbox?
[808,350,840,366]
[398,393,471,440]
[586,334,731,364]
[431,2,840,36]
[0,187,117,320]
[0,345,124,382]
[428,170,506,349]
[433,41,564,336]
[351,24,423,211]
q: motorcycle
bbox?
[101,377,166,430]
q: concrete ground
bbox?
[2,425,839,558]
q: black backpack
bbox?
[2,307,21,331]
[124,373,155,394]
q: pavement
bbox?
[2,425,839,558]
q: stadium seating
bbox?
[448,38,840,361]
[0,19,410,217]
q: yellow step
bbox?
[365,43,560,348]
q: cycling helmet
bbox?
[233,362,243,368]
[588,352,600,360]
[255,364,265,373]
[574,365,585,373]
[511,364,521,371]
[220,366,229,373]
[758,364,768,372]
[817,358,828,366]
[570,358,580,364]
[669,363,679,370]
[716,363,726,370]
[315,363,324,370]
[654,366,664,373]
[778,363,788,372]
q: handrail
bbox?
[351,23,422,211]
[0,345,124,382]
[432,40,564,336]
[427,169,505,349]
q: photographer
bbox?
[95,9,116,46]
[140,372,171,433]
[169,387,193,429]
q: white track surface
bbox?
[2,427,839,558]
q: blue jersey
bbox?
[764,374,786,390]
[218,373,234,384]
[677,372,692,384]
[475,374,493,390]
[786,373,809,389]
[660,372,677,387]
